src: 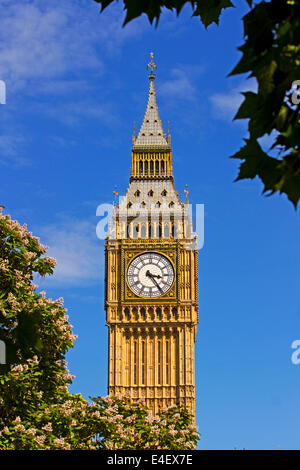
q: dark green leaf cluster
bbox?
[230,1,300,207]
[94,0,234,27]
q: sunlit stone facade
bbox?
[105,54,198,417]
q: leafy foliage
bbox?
[94,0,234,27]
[93,0,300,207]
[0,208,199,450]
[0,374,199,450]
[230,1,300,208]
[0,207,75,381]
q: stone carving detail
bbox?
[105,55,198,420]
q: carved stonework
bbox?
[105,55,198,420]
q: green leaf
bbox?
[231,138,300,207]
[192,0,234,28]
[94,0,234,27]
[234,91,258,120]
[231,138,271,180]
[93,0,115,12]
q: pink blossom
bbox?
[34,435,46,445]
[42,423,52,433]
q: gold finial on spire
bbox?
[184,184,189,202]
[113,185,118,205]
[147,52,157,80]
[167,121,171,144]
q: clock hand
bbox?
[146,270,163,292]
[152,278,163,292]
[146,270,161,279]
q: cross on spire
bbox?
[147,52,157,80]
[184,184,189,201]
[113,185,118,205]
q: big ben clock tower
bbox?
[105,54,198,417]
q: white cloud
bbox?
[49,136,77,148]
[160,68,196,99]
[37,218,104,287]
[0,2,96,88]
[33,79,93,96]
[0,0,146,142]
[0,0,145,93]
[160,65,204,101]
[0,134,30,166]
[210,79,257,121]
[37,99,120,127]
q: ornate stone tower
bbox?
[105,54,198,416]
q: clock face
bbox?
[127,252,174,298]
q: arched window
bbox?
[141,224,147,238]
[134,341,137,385]
[161,160,165,176]
[172,307,178,320]
[134,189,140,197]
[139,161,143,175]
[150,161,154,174]
[140,307,146,319]
[142,341,145,384]
[161,189,167,197]
[164,223,169,238]
[156,307,162,319]
[171,223,175,238]
[158,341,161,384]
[155,160,159,174]
[166,340,169,384]
[148,189,154,197]
[144,161,148,175]
[124,307,130,320]
[148,222,154,238]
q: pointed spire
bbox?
[133,53,169,150]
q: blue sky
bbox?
[1,0,300,450]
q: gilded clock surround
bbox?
[105,54,199,418]
[124,249,177,301]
